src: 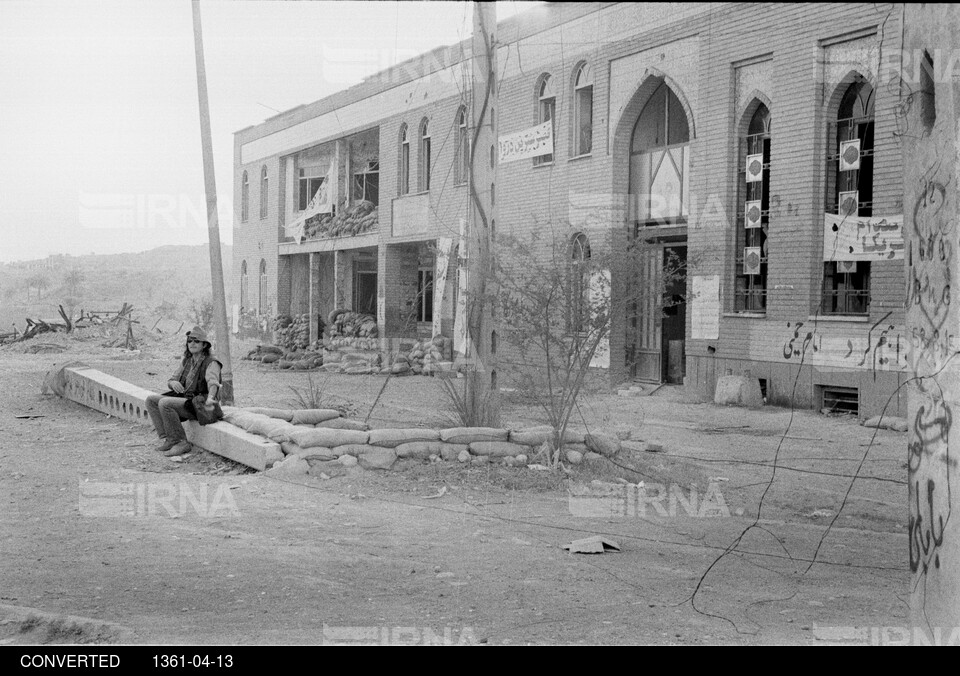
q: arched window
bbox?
[573,63,593,156]
[258,259,268,316]
[418,118,431,192]
[241,171,249,223]
[735,103,771,312]
[240,260,248,311]
[629,81,691,226]
[398,123,410,195]
[823,77,874,315]
[568,233,591,333]
[535,74,556,165]
[455,106,469,186]
[259,166,268,219]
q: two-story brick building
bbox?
[234,2,910,418]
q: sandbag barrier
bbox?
[224,407,623,471]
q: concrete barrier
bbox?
[55,366,279,471]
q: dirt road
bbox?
[0,342,910,644]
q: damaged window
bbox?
[353,160,380,206]
[298,166,326,211]
[417,267,434,323]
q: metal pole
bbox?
[191,0,234,403]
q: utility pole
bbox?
[467,1,499,424]
[191,0,234,404]
[902,4,960,639]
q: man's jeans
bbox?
[145,394,191,442]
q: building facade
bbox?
[233,2,910,418]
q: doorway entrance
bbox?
[627,242,687,384]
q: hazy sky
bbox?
[0,1,536,263]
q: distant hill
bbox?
[0,244,232,332]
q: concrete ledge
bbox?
[57,367,279,471]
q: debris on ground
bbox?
[562,536,621,554]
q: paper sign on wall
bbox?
[823,213,904,261]
[691,275,720,340]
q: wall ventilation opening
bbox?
[758,378,768,401]
[820,385,859,416]
[919,49,936,133]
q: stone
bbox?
[515,454,528,464]
[714,375,763,408]
[265,455,309,477]
[469,441,527,457]
[471,455,489,464]
[338,454,358,467]
[565,450,583,465]
[264,446,285,467]
[440,444,468,461]
[457,450,471,463]
[584,451,603,461]
[584,433,621,457]
[358,447,397,470]
[645,442,664,453]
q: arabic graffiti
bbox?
[907,177,954,577]
[779,319,904,370]
[823,213,905,261]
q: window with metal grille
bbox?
[535,74,555,165]
[259,166,269,219]
[239,260,248,310]
[258,259,268,316]
[399,123,410,195]
[819,385,859,415]
[418,118,431,192]
[240,171,249,222]
[455,107,469,185]
[734,103,770,313]
[822,78,874,315]
[573,63,593,157]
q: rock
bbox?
[338,454,358,467]
[471,455,489,464]
[469,441,527,457]
[862,415,908,432]
[645,442,664,453]
[440,445,467,461]
[714,374,763,408]
[359,447,397,470]
[264,446,285,467]
[265,455,309,477]
[565,450,583,465]
[584,433,621,457]
[584,451,603,461]
[515,454,528,464]
[457,450,471,463]
[395,441,467,460]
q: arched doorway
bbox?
[626,79,692,383]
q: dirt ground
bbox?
[0,334,910,645]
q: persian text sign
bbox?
[823,213,904,261]
[498,121,553,164]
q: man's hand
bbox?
[168,380,185,394]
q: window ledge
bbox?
[809,314,871,323]
[567,153,592,163]
[532,161,555,169]
[723,312,766,318]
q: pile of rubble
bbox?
[304,200,378,240]
[220,405,624,472]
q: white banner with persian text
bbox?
[691,275,720,340]
[433,237,454,336]
[498,121,553,164]
[823,213,904,262]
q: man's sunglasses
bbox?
[187,338,204,344]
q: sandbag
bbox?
[393,442,469,459]
[367,428,441,448]
[316,418,369,431]
[290,408,342,425]
[440,427,509,445]
[289,427,370,449]
[222,410,272,433]
[244,407,294,421]
[330,443,388,458]
[469,441,528,457]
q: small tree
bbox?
[488,224,686,466]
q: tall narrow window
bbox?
[239,260,248,311]
[398,123,410,195]
[455,106,469,185]
[259,166,268,219]
[241,171,249,222]
[352,160,379,206]
[629,81,691,227]
[258,259,268,316]
[823,77,874,315]
[418,118,431,192]
[535,74,556,165]
[573,63,593,156]
[298,166,325,211]
[568,233,591,333]
[735,103,771,312]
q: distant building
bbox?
[234,2,911,417]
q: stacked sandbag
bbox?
[274,313,311,351]
[320,309,381,374]
[304,200,379,240]
[242,345,284,364]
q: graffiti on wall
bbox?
[906,174,955,576]
[776,315,906,372]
